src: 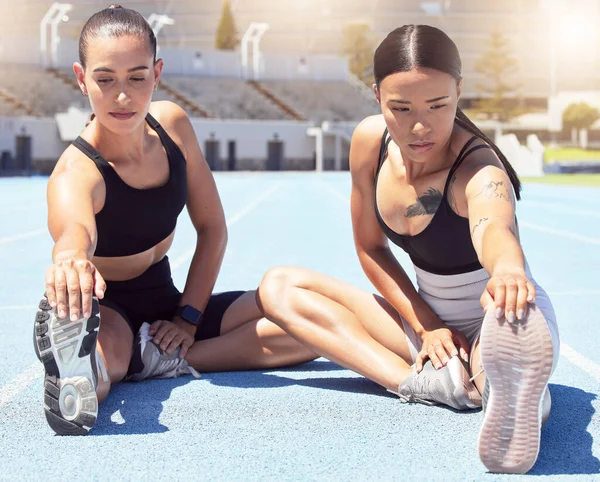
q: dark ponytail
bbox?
[455,108,521,200]
[79,4,157,69]
[374,25,521,200]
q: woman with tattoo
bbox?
[255,25,559,474]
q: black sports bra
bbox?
[72,113,187,257]
[374,130,492,275]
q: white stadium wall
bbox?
[0,116,65,171]
[0,116,320,171]
[189,118,316,169]
[0,115,543,176]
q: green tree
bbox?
[563,102,600,130]
[342,23,375,84]
[474,28,521,122]
[215,0,238,50]
[562,102,600,147]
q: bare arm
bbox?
[150,103,227,352]
[46,159,106,320]
[176,107,227,317]
[350,118,469,365]
[465,154,535,322]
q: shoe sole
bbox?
[34,296,101,435]
[478,304,554,474]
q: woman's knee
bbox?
[257,266,304,318]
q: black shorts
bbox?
[99,256,245,340]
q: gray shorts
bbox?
[401,263,560,373]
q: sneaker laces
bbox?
[136,322,201,380]
[151,352,200,379]
[469,367,485,383]
[397,366,437,406]
[409,369,438,405]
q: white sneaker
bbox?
[478,304,554,474]
[34,295,102,435]
[395,356,482,410]
[126,322,200,381]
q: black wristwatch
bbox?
[175,305,203,326]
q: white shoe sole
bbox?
[478,304,554,474]
[34,296,101,435]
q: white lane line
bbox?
[560,344,600,384]
[170,182,284,270]
[547,290,600,296]
[522,200,600,219]
[0,362,43,407]
[320,182,350,203]
[525,193,600,207]
[321,181,600,384]
[0,229,46,245]
[519,221,600,246]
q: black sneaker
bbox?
[34,295,102,435]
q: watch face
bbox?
[180,305,201,324]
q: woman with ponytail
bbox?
[36,5,317,438]
[257,25,559,474]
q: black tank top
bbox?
[374,130,492,275]
[72,113,188,257]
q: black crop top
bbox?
[72,113,187,257]
[374,130,492,275]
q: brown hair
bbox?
[78,4,157,69]
[374,25,521,199]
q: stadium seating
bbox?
[0,64,87,116]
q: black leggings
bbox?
[99,256,245,340]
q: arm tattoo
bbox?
[471,217,489,236]
[405,188,442,218]
[475,181,512,203]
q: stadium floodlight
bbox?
[147,13,175,38]
[241,23,269,81]
[40,2,72,68]
[420,2,443,15]
[419,0,451,15]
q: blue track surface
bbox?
[0,173,598,481]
